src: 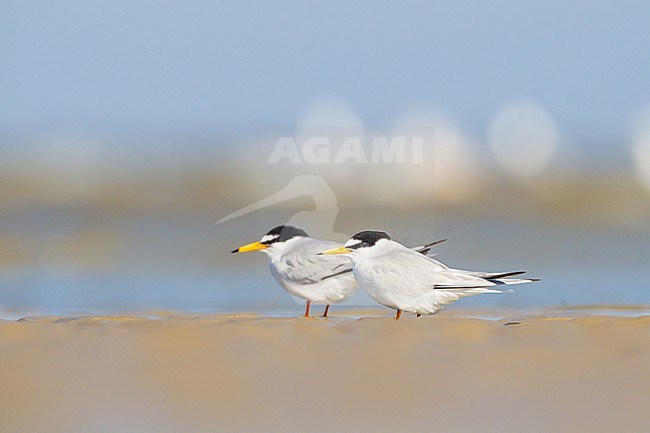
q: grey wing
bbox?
[280,238,354,284]
[360,249,446,297]
[367,248,496,295]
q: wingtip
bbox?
[415,238,448,255]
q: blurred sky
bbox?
[2,1,650,151]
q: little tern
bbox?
[321,230,538,319]
[232,225,445,317]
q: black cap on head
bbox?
[262,225,309,244]
[346,230,391,249]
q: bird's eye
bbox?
[260,234,279,244]
[345,239,365,249]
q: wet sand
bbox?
[1,310,649,433]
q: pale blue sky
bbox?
[2,0,650,149]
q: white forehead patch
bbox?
[344,239,362,248]
[260,234,279,243]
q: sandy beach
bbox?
[1,309,648,433]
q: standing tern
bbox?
[321,230,538,319]
[232,225,445,317]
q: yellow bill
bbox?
[319,246,352,255]
[231,241,269,254]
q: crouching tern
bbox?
[321,230,538,320]
[232,225,445,318]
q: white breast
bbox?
[267,237,358,304]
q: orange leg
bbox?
[304,300,311,318]
[395,310,402,320]
[322,304,330,318]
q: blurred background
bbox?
[1,0,648,317]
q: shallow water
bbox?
[1,207,648,319]
[1,261,648,318]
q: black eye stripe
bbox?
[263,225,309,243]
[347,241,367,250]
[349,230,391,247]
